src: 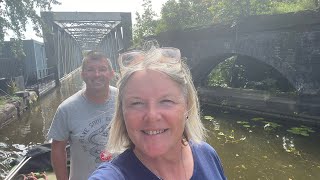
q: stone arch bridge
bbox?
[155,10,320,95]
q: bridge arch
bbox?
[192,51,297,92]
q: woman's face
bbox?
[122,69,187,158]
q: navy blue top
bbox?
[89,141,227,180]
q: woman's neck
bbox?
[134,143,192,180]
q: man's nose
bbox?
[93,70,101,76]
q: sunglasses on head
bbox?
[118,47,181,71]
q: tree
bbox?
[133,0,158,46]
[208,0,318,23]
[157,0,213,32]
[0,0,60,57]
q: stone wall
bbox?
[0,91,38,128]
[198,87,320,126]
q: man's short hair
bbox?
[82,50,113,71]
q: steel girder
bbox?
[40,11,132,80]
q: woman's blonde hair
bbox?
[107,47,206,153]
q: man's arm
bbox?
[51,140,69,180]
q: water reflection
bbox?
[203,107,320,180]
[0,71,83,179]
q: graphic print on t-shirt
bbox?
[79,114,110,165]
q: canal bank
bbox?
[0,68,81,128]
[0,90,38,128]
[199,87,320,126]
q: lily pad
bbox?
[204,115,214,121]
[251,117,264,121]
[263,121,281,130]
[237,121,249,124]
[287,126,315,136]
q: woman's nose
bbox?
[144,103,160,121]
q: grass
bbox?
[0,95,22,108]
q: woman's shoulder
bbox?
[190,141,227,180]
[89,162,125,180]
[191,141,218,154]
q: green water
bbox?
[203,107,320,180]
[0,72,319,179]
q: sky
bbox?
[6,0,168,41]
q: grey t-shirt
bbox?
[47,86,117,180]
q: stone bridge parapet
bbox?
[156,10,320,95]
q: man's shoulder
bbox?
[59,90,84,108]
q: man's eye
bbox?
[99,68,108,72]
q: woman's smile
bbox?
[142,129,168,135]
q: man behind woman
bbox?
[48,51,117,180]
[90,44,227,179]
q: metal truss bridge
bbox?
[41,11,132,80]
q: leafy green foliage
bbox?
[270,0,318,14]
[0,96,6,107]
[7,79,18,95]
[0,0,60,57]
[207,56,249,89]
[157,0,213,32]
[133,0,319,45]
[133,0,158,46]
[207,56,236,87]
[208,0,319,23]
[0,95,22,108]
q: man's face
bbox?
[81,58,114,92]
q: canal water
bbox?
[0,72,319,179]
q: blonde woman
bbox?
[90,46,226,180]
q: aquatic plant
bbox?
[236,121,251,128]
[236,121,249,124]
[204,115,215,121]
[287,126,315,136]
[217,130,246,144]
[251,117,264,121]
[263,121,281,131]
